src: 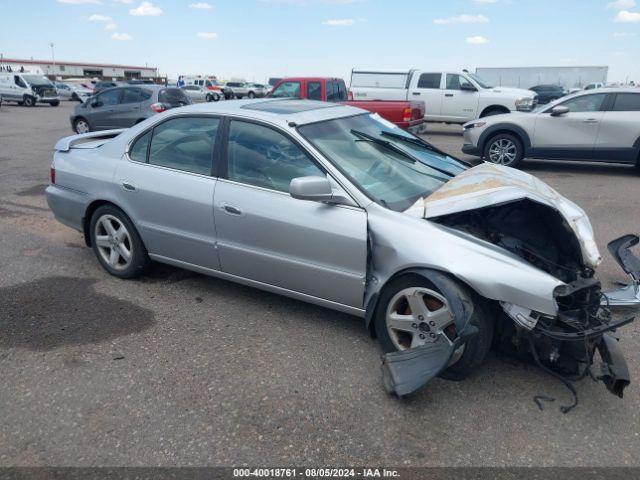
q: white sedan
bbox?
[181,85,223,103]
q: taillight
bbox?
[50,167,56,184]
[348,90,354,100]
[150,102,167,113]
[403,107,412,123]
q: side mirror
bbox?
[460,83,477,92]
[289,176,353,205]
[550,105,569,116]
[91,100,102,108]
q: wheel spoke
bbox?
[410,334,425,349]
[406,292,429,319]
[108,248,120,266]
[95,235,110,248]
[115,225,127,242]
[117,243,131,261]
[102,218,117,236]
[387,313,416,333]
[428,308,453,330]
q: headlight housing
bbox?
[464,121,486,130]
[515,96,536,111]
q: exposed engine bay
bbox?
[381,199,638,412]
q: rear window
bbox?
[158,88,190,106]
[612,93,640,112]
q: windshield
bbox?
[298,114,467,212]
[23,75,53,87]
[467,73,492,89]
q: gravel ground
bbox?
[0,102,638,467]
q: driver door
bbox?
[213,119,368,308]
[88,89,122,130]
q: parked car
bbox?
[0,72,60,106]
[181,85,223,102]
[46,98,637,401]
[270,77,425,130]
[184,76,232,99]
[584,82,604,91]
[93,81,125,94]
[349,69,538,123]
[247,83,268,97]
[462,88,640,168]
[529,84,566,104]
[69,85,191,134]
[55,82,93,102]
[225,81,263,99]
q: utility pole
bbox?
[49,42,55,78]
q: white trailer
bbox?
[475,66,608,91]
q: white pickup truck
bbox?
[349,69,538,124]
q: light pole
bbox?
[49,42,55,78]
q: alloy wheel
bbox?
[488,139,517,165]
[75,120,89,134]
[94,214,133,271]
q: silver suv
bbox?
[462,88,640,168]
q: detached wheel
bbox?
[73,118,91,134]
[23,96,36,107]
[484,133,523,168]
[374,273,494,381]
[89,205,149,279]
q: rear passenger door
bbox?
[440,74,479,122]
[213,119,368,308]
[115,116,221,269]
[594,92,640,163]
[410,73,443,120]
[112,88,142,128]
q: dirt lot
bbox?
[0,102,639,467]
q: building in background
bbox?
[0,57,161,82]
[475,66,608,90]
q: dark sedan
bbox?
[529,84,566,104]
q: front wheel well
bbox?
[83,200,124,246]
[480,105,510,118]
[480,128,524,156]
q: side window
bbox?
[326,81,337,102]
[226,121,324,192]
[140,89,152,101]
[270,81,301,98]
[120,88,140,104]
[97,89,121,107]
[129,130,151,163]
[445,74,474,90]
[14,76,27,88]
[148,117,219,175]
[557,93,607,113]
[611,93,640,112]
[336,80,348,101]
[417,73,441,89]
[307,81,322,101]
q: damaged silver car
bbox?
[46,99,639,408]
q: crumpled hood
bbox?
[405,163,601,268]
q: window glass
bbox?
[326,81,338,101]
[558,93,606,113]
[445,74,474,90]
[120,88,140,104]
[226,121,324,192]
[149,117,219,175]
[97,89,121,106]
[417,73,441,89]
[612,93,640,112]
[129,131,151,163]
[270,81,301,98]
[158,88,190,106]
[14,76,27,88]
[307,81,322,101]
[140,89,152,101]
[336,80,348,101]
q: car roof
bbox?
[171,98,366,126]
[278,77,342,82]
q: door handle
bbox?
[445,93,454,97]
[122,181,137,192]
[583,118,599,124]
[222,204,242,216]
[412,92,421,96]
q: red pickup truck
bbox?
[269,77,425,130]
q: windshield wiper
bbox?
[350,129,416,164]
[380,130,473,169]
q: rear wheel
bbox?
[212,93,221,102]
[49,100,60,107]
[374,273,493,380]
[205,94,213,102]
[73,118,91,134]
[89,205,149,279]
[248,91,255,99]
[484,133,524,168]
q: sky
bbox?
[0,0,639,83]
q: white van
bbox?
[0,72,60,107]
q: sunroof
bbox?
[241,99,337,114]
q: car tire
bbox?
[248,91,255,99]
[484,133,524,168]
[73,118,91,134]
[89,205,150,279]
[49,100,60,107]
[374,273,494,381]
[205,94,213,102]
[23,96,36,107]
[71,93,79,102]
[212,93,221,102]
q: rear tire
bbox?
[89,205,150,279]
[49,100,60,107]
[484,133,524,168]
[374,273,493,381]
[205,94,213,102]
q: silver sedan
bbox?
[46,99,638,401]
